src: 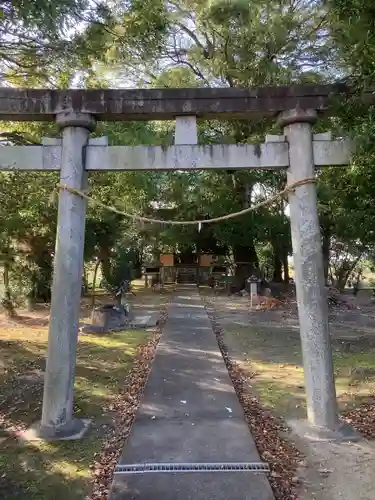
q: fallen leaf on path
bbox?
[317,468,333,474]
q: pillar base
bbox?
[287,418,360,443]
[22,418,91,441]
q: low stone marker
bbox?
[80,302,160,333]
[80,303,132,334]
[129,312,160,329]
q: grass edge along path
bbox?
[87,305,167,500]
[203,300,301,500]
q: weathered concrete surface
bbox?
[280,108,339,431]
[313,139,352,166]
[40,113,94,438]
[110,286,274,500]
[0,144,61,170]
[0,84,359,121]
[175,115,198,144]
[0,140,352,171]
[87,143,290,171]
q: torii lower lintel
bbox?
[0,139,352,171]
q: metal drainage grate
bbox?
[114,462,270,474]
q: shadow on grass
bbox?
[0,339,46,387]
[0,329,149,500]
[0,437,92,500]
[211,306,375,421]
[10,315,50,328]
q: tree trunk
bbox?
[133,249,142,279]
[26,239,53,303]
[82,266,88,295]
[282,248,290,283]
[91,259,101,311]
[2,261,15,317]
[232,243,259,291]
[99,247,112,284]
[332,253,363,290]
[270,239,284,283]
[272,254,283,282]
[333,266,352,290]
[26,295,36,311]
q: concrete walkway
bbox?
[110,286,274,500]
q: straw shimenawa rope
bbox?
[57,178,315,226]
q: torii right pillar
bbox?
[278,109,357,441]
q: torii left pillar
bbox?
[34,112,95,439]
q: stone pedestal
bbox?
[92,304,129,332]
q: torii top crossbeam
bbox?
[0,84,362,121]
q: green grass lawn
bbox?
[223,323,375,420]
[0,320,150,499]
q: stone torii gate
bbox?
[0,85,355,440]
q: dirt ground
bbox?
[202,287,375,500]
